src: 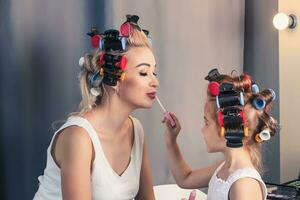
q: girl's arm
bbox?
[163,112,223,189]
[135,137,155,200]
[54,126,93,200]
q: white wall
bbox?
[106,0,245,184]
[279,0,300,183]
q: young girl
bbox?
[33,15,157,200]
[163,69,277,200]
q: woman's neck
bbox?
[84,94,134,135]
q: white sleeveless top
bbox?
[33,115,144,200]
[207,162,267,200]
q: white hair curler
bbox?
[255,129,271,142]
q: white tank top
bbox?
[207,162,267,200]
[33,115,144,200]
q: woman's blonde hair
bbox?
[76,26,151,115]
[206,73,278,172]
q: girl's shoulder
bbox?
[228,168,267,199]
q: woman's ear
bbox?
[112,82,120,95]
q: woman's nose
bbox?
[150,75,159,88]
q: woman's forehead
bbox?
[125,47,155,65]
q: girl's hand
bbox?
[162,112,181,144]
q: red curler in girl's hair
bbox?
[218,111,224,127]
[240,110,246,124]
[208,81,220,96]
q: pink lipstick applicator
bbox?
[155,96,176,128]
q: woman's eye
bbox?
[139,72,148,76]
[139,71,157,77]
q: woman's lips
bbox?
[147,92,156,100]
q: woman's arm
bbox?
[163,113,222,189]
[54,126,93,200]
[135,137,155,200]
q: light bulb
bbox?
[273,12,297,30]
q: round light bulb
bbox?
[273,13,290,30]
[273,13,297,30]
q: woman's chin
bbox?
[141,100,154,109]
[206,145,218,153]
[136,102,153,109]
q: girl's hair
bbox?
[206,73,278,172]
[77,27,151,115]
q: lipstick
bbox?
[155,96,176,128]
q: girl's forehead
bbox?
[204,101,216,118]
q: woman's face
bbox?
[201,101,226,153]
[118,47,159,109]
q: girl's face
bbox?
[118,47,159,109]
[201,101,226,153]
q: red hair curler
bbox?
[115,56,127,71]
[91,35,101,48]
[120,22,132,37]
[208,81,220,96]
[98,53,104,65]
[120,56,127,70]
[240,110,246,124]
[217,111,224,127]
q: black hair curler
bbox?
[225,129,244,148]
[101,54,125,86]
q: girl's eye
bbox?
[153,72,157,76]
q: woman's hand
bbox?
[162,112,181,145]
[181,190,197,200]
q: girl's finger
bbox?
[169,112,179,123]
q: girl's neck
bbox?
[222,147,254,171]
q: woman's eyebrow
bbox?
[135,63,157,68]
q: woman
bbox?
[34,15,157,200]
